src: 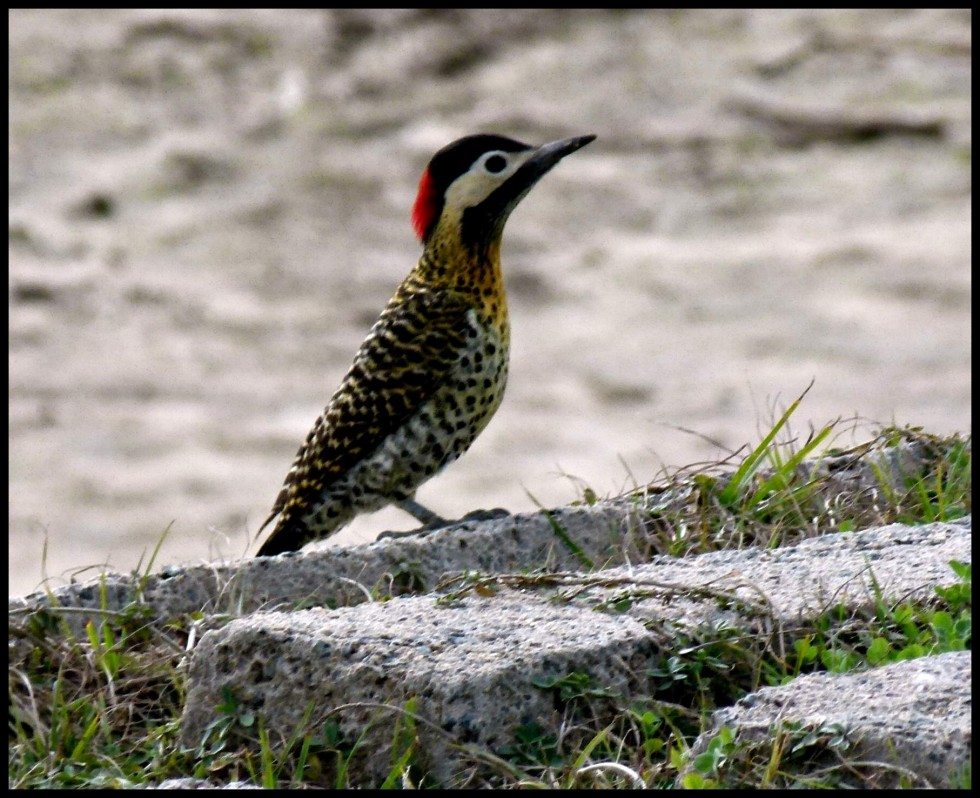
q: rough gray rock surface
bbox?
[609,517,970,629]
[684,651,971,789]
[8,437,952,634]
[177,518,969,786]
[180,592,654,786]
[147,779,262,790]
[8,502,629,637]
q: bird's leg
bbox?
[378,500,513,541]
[397,497,448,527]
[376,497,450,539]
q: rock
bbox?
[683,651,971,789]
[176,518,969,786]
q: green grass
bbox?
[8,409,971,788]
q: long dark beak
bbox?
[469,134,596,238]
[517,134,597,187]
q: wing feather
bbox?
[258,283,472,542]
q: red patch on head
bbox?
[411,167,440,241]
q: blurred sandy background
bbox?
[8,10,971,597]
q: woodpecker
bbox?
[256,132,596,556]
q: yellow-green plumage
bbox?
[257,265,508,555]
[257,133,593,556]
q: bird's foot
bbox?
[460,507,511,522]
[379,499,450,540]
[395,497,447,528]
[377,505,512,541]
[377,527,434,540]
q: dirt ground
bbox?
[8,10,971,598]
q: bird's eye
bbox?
[483,154,507,174]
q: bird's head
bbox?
[411,133,596,253]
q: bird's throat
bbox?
[415,237,508,329]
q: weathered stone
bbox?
[177,518,969,786]
[613,517,970,630]
[8,437,957,639]
[8,502,632,638]
[147,778,262,790]
[684,651,971,788]
[178,592,654,787]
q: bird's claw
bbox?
[460,507,511,522]
[377,507,511,541]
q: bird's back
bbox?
[256,272,508,555]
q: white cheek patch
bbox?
[443,152,532,211]
[444,173,498,209]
